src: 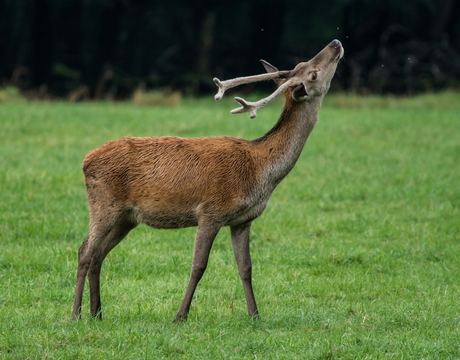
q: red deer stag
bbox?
[72,40,344,321]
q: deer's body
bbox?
[73,40,344,321]
[85,135,262,229]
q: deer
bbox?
[72,39,344,322]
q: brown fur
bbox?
[84,136,261,228]
[72,40,344,321]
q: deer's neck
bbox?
[254,97,323,187]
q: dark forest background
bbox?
[1,0,459,99]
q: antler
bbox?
[214,64,296,118]
[230,79,295,118]
[213,72,284,101]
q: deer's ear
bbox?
[260,60,290,86]
[260,59,278,73]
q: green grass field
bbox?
[1,93,459,359]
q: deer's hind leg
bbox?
[72,234,93,319]
[72,223,111,320]
[72,205,135,320]
[88,221,135,319]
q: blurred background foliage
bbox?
[0,0,459,100]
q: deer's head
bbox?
[214,40,344,118]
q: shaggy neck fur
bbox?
[254,95,323,186]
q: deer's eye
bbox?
[311,71,318,81]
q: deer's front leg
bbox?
[230,222,259,319]
[175,222,221,322]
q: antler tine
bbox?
[230,79,295,118]
[213,72,284,101]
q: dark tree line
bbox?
[1,0,459,99]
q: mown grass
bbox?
[0,92,459,359]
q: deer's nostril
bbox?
[329,39,342,49]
